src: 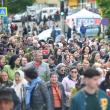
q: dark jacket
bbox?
[1,80,13,87]
[30,81,51,110]
[49,64,56,72]
[46,81,66,110]
[70,89,110,110]
[100,80,110,92]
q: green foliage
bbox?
[96,0,110,19]
[0,0,36,14]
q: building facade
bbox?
[36,0,60,6]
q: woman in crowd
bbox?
[47,73,66,110]
[12,70,27,102]
[62,66,81,110]
[55,48,62,65]
[90,51,102,65]
[3,55,21,81]
[82,46,92,55]
[56,63,67,82]
[62,54,73,67]
[48,55,56,72]
[100,70,110,92]
[0,71,13,87]
[0,55,6,71]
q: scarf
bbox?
[24,77,42,110]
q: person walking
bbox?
[23,65,51,110]
[46,73,66,110]
[80,23,86,38]
[62,67,81,110]
[70,68,110,110]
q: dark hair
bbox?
[69,66,77,71]
[64,54,70,60]
[49,55,55,61]
[0,87,13,101]
[90,51,100,64]
[81,53,89,61]
[84,68,100,78]
[23,65,38,79]
[50,72,58,78]
[15,72,20,76]
[82,46,91,54]
[9,55,19,69]
[105,70,110,82]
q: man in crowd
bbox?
[70,68,110,110]
[26,50,50,82]
[0,87,20,110]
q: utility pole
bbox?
[1,0,4,6]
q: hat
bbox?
[84,68,100,78]
[0,87,13,101]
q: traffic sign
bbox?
[0,7,8,16]
[101,18,109,26]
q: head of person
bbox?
[100,49,106,57]
[56,48,62,56]
[0,56,6,67]
[69,66,78,79]
[9,55,20,69]
[48,55,55,65]
[34,50,43,62]
[0,88,14,110]
[14,70,25,84]
[50,73,58,84]
[1,71,8,82]
[21,57,28,66]
[91,51,101,64]
[64,54,70,63]
[73,50,80,59]
[105,70,110,83]
[94,52,101,62]
[82,46,91,54]
[82,60,90,70]
[82,53,90,61]
[32,40,38,47]
[23,65,38,82]
[84,68,100,90]
[57,63,66,75]
[18,49,24,57]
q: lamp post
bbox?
[81,0,84,9]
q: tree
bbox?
[96,0,110,19]
[97,0,110,35]
[0,0,36,13]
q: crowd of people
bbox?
[0,18,110,110]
